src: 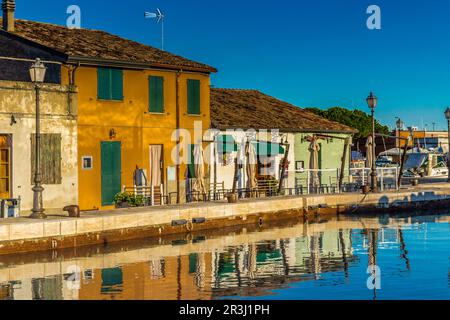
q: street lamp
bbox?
[29,58,47,219]
[367,92,378,192]
[445,108,450,183]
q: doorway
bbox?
[149,145,163,187]
[101,141,121,206]
[0,135,11,199]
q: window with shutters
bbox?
[187,79,201,115]
[31,134,62,185]
[97,68,123,101]
[149,76,164,113]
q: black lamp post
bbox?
[367,92,378,192]
[445,108,450,183]
[29,58,47,219]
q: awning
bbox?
[217,135,238,154]
[253,141,285,156]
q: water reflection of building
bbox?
[210,229,356,298]
[78,254,213,300]
[1,214,447,300]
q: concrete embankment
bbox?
[1,183,450,255]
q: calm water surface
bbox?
[0,213,449,300]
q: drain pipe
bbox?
[175,70,181,204]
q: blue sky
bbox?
[13,0,450,130]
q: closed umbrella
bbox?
[309,138,320,190]
[365,135,375,185]
[193,144,207,200]
[246,142,258,193]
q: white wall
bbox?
[0,81,78,214]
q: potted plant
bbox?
[226,192,238,203]
[114,192,132,208]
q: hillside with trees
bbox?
[304,107,390,139]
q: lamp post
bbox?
[367,92,378,192]
[29,58,47,219]
[445,108,450,183]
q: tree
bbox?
[305,107,389,139]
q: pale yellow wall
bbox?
[62,66,211,210]
[0,80,78,213]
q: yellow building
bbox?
[0,4,216,211]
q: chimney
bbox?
[2,0,15,32]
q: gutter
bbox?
[210,125,358,135]
[67,56,217,74]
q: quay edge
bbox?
[1,185,450,256]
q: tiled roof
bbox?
[0,19,217,73]
[211,88,357,133]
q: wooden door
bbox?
[101,141,121,206]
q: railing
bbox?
[123,184,168,206]
[289,167,399,195]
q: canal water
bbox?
[0,213,449,300]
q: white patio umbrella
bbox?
[309,138,320,189]
[365,135,375,185]
[365,135,375,169]
[193,144,207,200]
[246,142,258,192]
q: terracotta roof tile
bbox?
[0,19,216,73]
[211,88,357,133]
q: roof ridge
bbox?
[0,18,217,73]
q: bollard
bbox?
[63,205,81,218]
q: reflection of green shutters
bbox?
[149,76,164,113]
[98,68,123,100]
[101,267,123,294]
[187,79,200,115]
[187,144,195,179]
[101,142,121,206]
[189,254,198,274]
[217,135,238,154]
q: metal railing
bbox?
[289,167,399,195]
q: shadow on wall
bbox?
[378,192,450,209]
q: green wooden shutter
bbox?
[187,79,200,115]
[31,134,62,185]
[187,144,196,178]
[149,76,164,113]
[101,142,122,205]
[98,68,111,100]
[111,69,123,100]
[98,68,123,100]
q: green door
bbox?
[101,142,121,206]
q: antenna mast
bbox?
[144,8,165,50]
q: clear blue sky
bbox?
[13,0,450,130]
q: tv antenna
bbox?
[144,8,165,50]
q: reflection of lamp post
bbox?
[367,92,378,193]
[445,108,450,183]
[29,58,47,219]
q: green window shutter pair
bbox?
[187,79,201,115]
[149,76,164,113]
[98,68,123,101]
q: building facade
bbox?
[0,1,216,211]
[210,89,356,192]
[0,80,78,213]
